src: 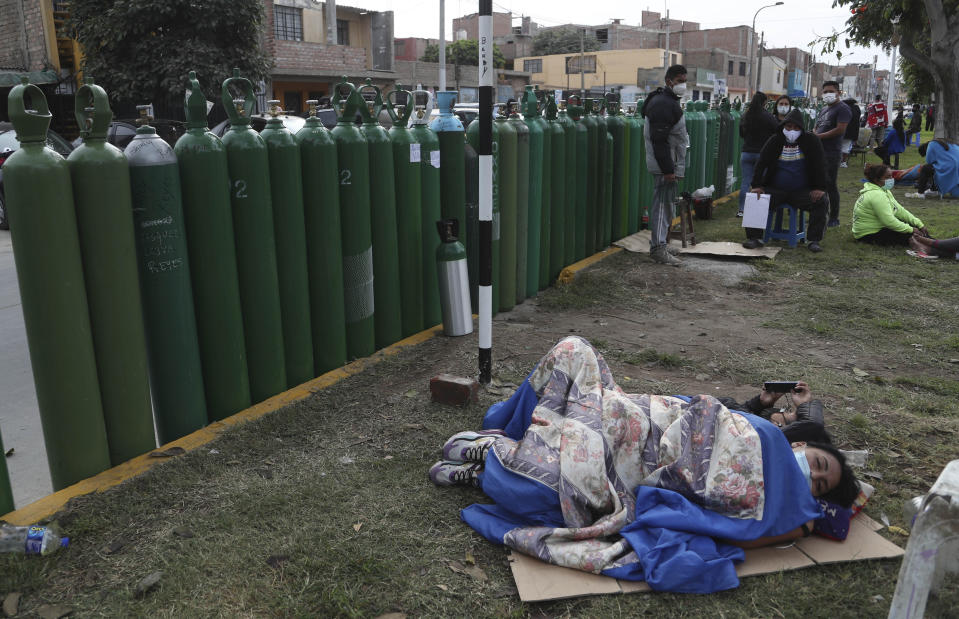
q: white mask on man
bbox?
[777,105,791,116]
[783,128,801,143]
[671,82,687,97]
[823,93,838,105]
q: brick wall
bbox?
[453,12,512,41]
[667,26,753,57]
[274,39,367,74]
[0,0,50,71]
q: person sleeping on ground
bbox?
[428,337,859,593]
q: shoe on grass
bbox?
[742,238,764,250]
[827,219,840,228]
[442,430,503,462]
[429,460,482,487]
[736,210,744,217]
[650,245,682,266]
[808,242,823,253]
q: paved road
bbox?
[0,229,53,509]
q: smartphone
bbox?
[763,381,800,393]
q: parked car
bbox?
[0,122,75,230]
[209,114,307,138]
[70,119,184,149]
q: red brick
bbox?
[430,374,480,406]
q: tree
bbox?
[900,56,936,104]
[420,40,506,69]
[68,0,272,107]
[818,0,959,141]
[532,27,601,56]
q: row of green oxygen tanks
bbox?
[0,70,465,499]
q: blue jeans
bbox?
[739,152,760,212]
[649,174,676,248]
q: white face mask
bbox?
[883,178,895,191]
[777,105,791,116]
[783,128,801,143]
[794,448,813,490]
[823,93,838,105]
[670,82,687,97]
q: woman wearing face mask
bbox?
[852,163,929,245]
[737,92,780,216]
[774,95,793,122]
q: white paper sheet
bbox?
[742,192,771,229]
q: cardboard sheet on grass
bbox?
[509,514,903,602]
[614,230,781,259]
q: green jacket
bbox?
[852,183,924,239]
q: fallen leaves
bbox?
[3,592,21,617]
[447,560,488,582]
[133,571,163,599]
[353,523,363,532]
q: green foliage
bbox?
[68,0,272,105]
[900,54,935,103]
[420,40,506,69]
[531,27,601,56]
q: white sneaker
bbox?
[840,161,848,168]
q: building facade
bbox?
[514,48,678,93]
[266,0,395,113]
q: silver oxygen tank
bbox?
[435,219,473,336]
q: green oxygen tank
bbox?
[67,78,155,465]
[429,91,466,242]
[545,96,565,282]
[557,100,577,266]
[387,89,424,337]
[704,101,720,189]
[522,87,544,297]
[330,79,374,359]
[296,100,346,375]
[220,69,287,402]
[410,91,442,328]
[463,141,479,311]
[174,72,251,421]
[535,91,552,291]
[684,101,704,193]
[261,99,313,387]
[593,98,611,249]
[3,77,110,489]
[729,99,743,192]
[638,98,657,226]
[465,111,498,313]
[625,104,643,234]
[717,99,732,196]
[580,98,599,255]
[508,104,529,305]
[605,130,614,247]
[568,97,589,260]
[124,106,207,444]
[495,110,516,312]
[0,428,12,513]
[604,96,629,242]
[358,80,402,350]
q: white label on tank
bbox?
[410,143,421,163]
[431,150,441,168]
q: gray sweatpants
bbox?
[649,173,677,248]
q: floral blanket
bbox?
[462,336,821,592]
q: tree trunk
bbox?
[928,34,959,142]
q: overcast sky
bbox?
[352,0,894,69]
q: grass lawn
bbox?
[2,133,958,617]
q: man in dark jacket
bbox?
[743,108,829,252]
[717,381,830,444]
[641,64,689,266]
[841,98,861,168]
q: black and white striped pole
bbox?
[477,0,493,384]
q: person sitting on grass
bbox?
[718,381,830,444]
[742,109,829,253]
[428,336,859,593]
[875,115,906,167]
[909,232,959,259]
[918,139,959,197]
[852,163,929,246]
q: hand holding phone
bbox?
[763,381,800,393]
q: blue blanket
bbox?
[463,340,821,593]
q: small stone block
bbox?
[430,374,479,406]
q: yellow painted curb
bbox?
[1,324,445,526]
[557,247,623,284]
[714,190,740,205]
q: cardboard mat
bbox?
[614,230,782,259]
[508,514,903,602]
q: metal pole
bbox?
[887,46,897,109]
[478,0,493,384]
[580,28,585,95]
[755,32,765,93]
[747,2,783,100]
[664,11,670,69]
[326,0,337,45]
[439,0,446,91]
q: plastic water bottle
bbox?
[0,525,69,555]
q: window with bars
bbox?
[566,55,596,74]
[728,61,734,75]
[274,6,303,41]
[739,62,746,76]
[337,19,350,46]
[524,59,543,73]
